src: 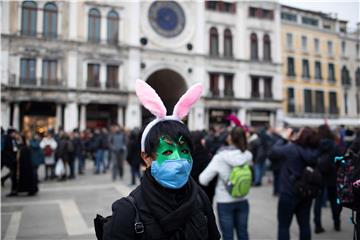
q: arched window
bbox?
[88,8,101,42]
[250,33,258,60]
[43,2,57,38]
[107,10,119,44]
[356,67,360,87]
[263,34,271,61]
[224,29,233,58]
[21,1,37,36]
[209,27,219,56]
[341,66,351,86]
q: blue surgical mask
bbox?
[151,159,192,189]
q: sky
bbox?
[279,0,360,31]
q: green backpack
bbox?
[225,164,252,198]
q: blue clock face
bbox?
[149,1,185,38]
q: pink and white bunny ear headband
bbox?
[135,79,203,152]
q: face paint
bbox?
[151,136,193,189]
[155,136,192,165]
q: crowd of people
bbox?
[1,124,143,197]
[2,122,359,240]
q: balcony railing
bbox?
[19,77,36,85]
[106,81,119,89]
[87,80,101,88]
[41,78,62,86]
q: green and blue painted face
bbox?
[151,135,193,189]
[155,136,193,164]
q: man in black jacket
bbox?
[102,120,220,240]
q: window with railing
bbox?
[250,33,258,60]
[249,7,273,20]
[88,8,101,43]
[209,27,219,56]
[87,63,100,87]
[43,2,57,38]
[327,41,333,56]
[107,10,119,44]
[314,38,320,53]
[341,66,351,86]
[328,63,335,82]
[264,77,273,98]
[224,29,233,58]
[304,89,312,113]
[209,73,219,96]
[355,67,360,87]
[251,76,260,98]
[287,57,295,77]
[281,12,297,22]
[287,88,295,112]
[205,1,236,14]
[42,59,58,85]
[224,74,234,97]
[315,91,324,113]
[106,65,119,89]
[20,58,36,85]
[302,59,310,79]
[21,1,37,36]
[314,61,322,80]
[286,33,293,50]
[263,34,271,61]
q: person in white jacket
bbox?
[40,131,58,180]
[199,127,253,240]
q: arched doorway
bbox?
[143,69,187,124]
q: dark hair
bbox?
[142,120,193,156]
[318,124,335,140]
[294,127,319,148]
[230,127,247,152]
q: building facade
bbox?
[1,1,282,132]
[339,26,360,121]
[281,5,360,127]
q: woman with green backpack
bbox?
[199,127,253,240]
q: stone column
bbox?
[100,64,106,89]
[192,106,205,130]
[55,103,63,130]
[37,5,43,36]
[69,2,78,40]
[125,95,141,129]
[219,74,225,97]
[259,77,264,99]
[64,102,79,132]
[67,52,77,88]
[117,106,124,126]
[12,102,20,130]
[100,12,107,43]
[36,58,42,86]
[1,102,10,130]
[79,104,87,131]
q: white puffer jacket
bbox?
[199,146,253,203]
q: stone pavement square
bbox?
[1,161,354,240]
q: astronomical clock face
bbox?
[148,1,185,38]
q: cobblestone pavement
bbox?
[1,161,354,240]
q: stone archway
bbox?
[143,69,187,124]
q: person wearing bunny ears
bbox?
[101,80,220,240]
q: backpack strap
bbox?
[126,195,145,235]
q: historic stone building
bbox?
[1,1,282,132]
[280,5,360,127]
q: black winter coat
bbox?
[103,169,220,240]
[271,139,319,196]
